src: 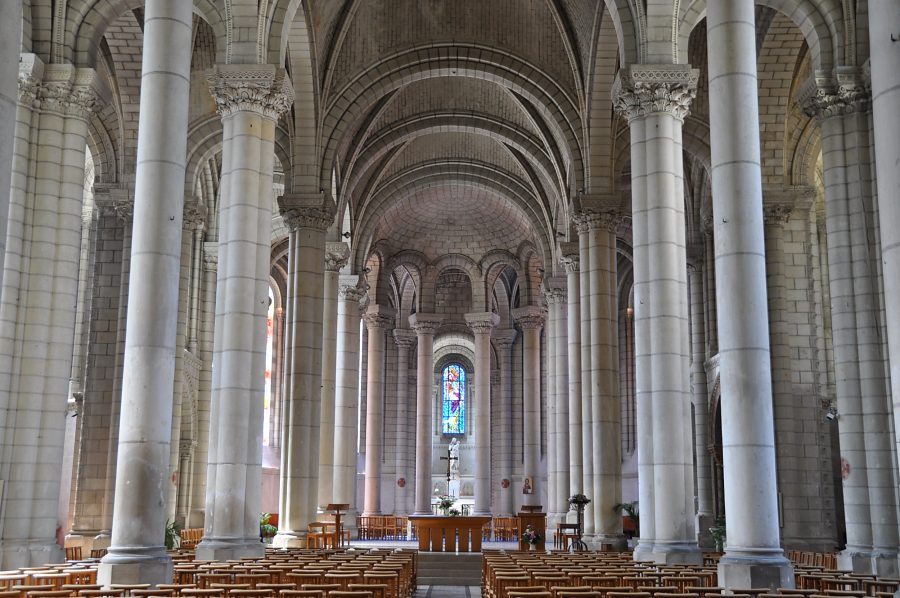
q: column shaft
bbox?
[544,285,569,522]
[513,307,544,507]
[560,248,583,498]
[706,0,793,586]
[362,306,394,515]
[393,330,416,515]
[466,312,500,515]
[0,1,21,293]
[493,331,517,516]
[577,230,594,535]
[412,314,443,514]
[688,263,713,524]
[98,0,191,583]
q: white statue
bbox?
[449,438,460,478]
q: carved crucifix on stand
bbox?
[440,441,459,484]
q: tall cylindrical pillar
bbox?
[512,307,544,507]
[542,282,569,523]
[393,329,416,515]
[706,0,794,586]
[465,312,500,515]
[98,0,192,583]
[411,313,444,514]
[688,257,713,541]
[270,193,335,548]
[362,305,394,515]
[560,246,583,500]
[492,330,517,515]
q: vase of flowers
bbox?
[437,495,455,516]
[522,524,541,550]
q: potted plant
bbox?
[164,519,182,551]
[709,518,726,552]
[522,524,542,550]
[614,501,639,538]
[259,512,277,543]
[437,495,455,516]
[448,508,461,517]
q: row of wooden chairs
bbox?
[355,518,408,541]
[180,530,204,550]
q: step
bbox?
[417,553,483,587]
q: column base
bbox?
[696,514,716,551]
[0,540,65,569]
[195,538,265,560]
[585,534,628,552]
[633,539,655,562]
[872,551,900,578]
[98,549,173,586]
[645,541,703,565]
[718,552,795,590]
[270,532,307,549]
[838,548,874,574]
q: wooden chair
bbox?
[327,593,373,598]
[228,591,275,598]
[77,590,126,598]
[346,585,386,598]
[182,590,226,598]
[299,586,340,598]
[280,592,323,598]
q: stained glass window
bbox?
[441,364,466,435]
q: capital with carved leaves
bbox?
[207,64,294,120]
[465,312,501,335]
[571,193,624,234]
[325,242,351,272]
[363,304,395,331]
[393,328,417,349]
[798,69,870,122]
[512,306,545,330]
[612,64,699,123]
[279,192,337,232]
[35,61,102,120]
[558,241,580,273]
[409,312,444,336]
[541,278,567,305]
[491,329,517,351]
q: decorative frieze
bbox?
[183,201,208,231]
[612,64,699,122]
[207,64,294,120]
[39,64,101,119]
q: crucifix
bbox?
[440,438,460,484]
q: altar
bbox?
[408,515,492,552]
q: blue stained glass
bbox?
[441,364,466,434]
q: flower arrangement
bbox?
[437,495,455,515]
[568,493,591,509]
[448,508,461,517]
[521,524,542,545]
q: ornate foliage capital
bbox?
[491,329,517,349]
[409,312,444,336]
[799,70,870,121]
[338,273,367,306]
[203,242,218,271]
[207,64,294,120]
[183,201,208,231]
[364,304,395,330]
[279,193,337,232]
[393,328,417,349]
[762,186,815,225]
[571,193,624,234]
[37,63,101,119]
[464,312,501,335]
[612,64,699,122]
[325,242,351,272]
[558,241,580,273]
[93,185,133,223]
[512,306,545,330]
[541,279,567,305]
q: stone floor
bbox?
[415,587,481,598]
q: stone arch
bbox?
[365,240,393,307]
[427,255,485,315]
[586,4,622,195]
[517,242,544,307]
[676,0,841,73]
[480,250,526,314]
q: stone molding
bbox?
[612,64,699,123]
[687,244,705,272]
[203,242,218,271]
[363,304,395,330]
[278,192,337,232]
[325,242,351,272]
[798,69,870,121]
[338,274,367,306]
[179,439,196,459]
[207,64,294,120]
[464,311,501,335]
[762,186,815,225]
[409,312,444,335]
[512,306,545,330]
[393,328,417,348]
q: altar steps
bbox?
[417,552,482,586]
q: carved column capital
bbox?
[558,241,580,273]
[278,192,336,232]
[491,329,517,351]
[541,278,567,305]
[612,64,699,122]
[338,273,367,307]
[571,193,625,234]
[183,201,208,231]
[393,329,417,349]
[93,185,133,224]
[409,312,444,336]
[325,242,351,272]
[203,242,218,271]
[207,64,294,120]
[799,70,871,122]
[38,63,102,119]
[363,304,395,331]
[512,306,545,330]
[464,312,501,335]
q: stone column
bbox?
[333,276,365,535]
[559,245,583,502]
[576,222,595,536]
[393,329,416,515]
[270,193,334,548]
[176,440,195,522]
[512,307,544,507]
[492,330,517,516]
[0,1,21,290]
[196,65,292,559]
[317,243,349,509]
[411,313,444,515]
[542,281,569,525]
[97,0,190,583]
[868,11,900,566]
[613,64,700,564]
[573,197,624,549]
[801,75,898,574]
[465,312,500,515]
[688,253,714,546]
[706,0,794,586]
[362,305,395,515]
